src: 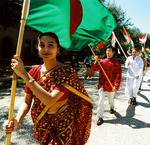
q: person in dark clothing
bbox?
[70,55,79,71]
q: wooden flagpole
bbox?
[113,32,137,77]
[88,45,114,91]
[143,33,147,49]
[6,0,30,144]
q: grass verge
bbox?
[0,65,34,90]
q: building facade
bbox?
[0,26,40,65]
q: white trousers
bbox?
[125,77,142,98]
[97,87,115,118]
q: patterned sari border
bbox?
[57,122,73,145]
[34,106,49,129]
[37,65,63,84]
[61,83,92,104]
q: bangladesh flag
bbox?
[26,0,118,51]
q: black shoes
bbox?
[128,97,136,105]
[110,108,115,114]
[97,109,115,126]
[132,97,136,105]
[97,118,103,126]
[128,98,132,105]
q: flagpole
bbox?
[144,33,147,49]
[113,32,136,77]
[6,0,30,144]
[88,45,115,91]
[143,34,146,50]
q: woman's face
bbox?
[38,35,60,61]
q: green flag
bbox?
[26,0,118,51]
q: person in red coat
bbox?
[92,46,122,125]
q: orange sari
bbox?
[30,66,93,145]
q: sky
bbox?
[106,0,150,34]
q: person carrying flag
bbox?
[139,52,147,90]
[125,48,143,105]
[3,32,93,145]
[92,45,122,125]
[3,0,118,143]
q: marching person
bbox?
[84,55,94,79]
[3,32,93,145]
[125,48,143,105]
[92,46,122,125]
[70,55,79,71]
[139,52,147,90]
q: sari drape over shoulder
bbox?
[28,65,93,145]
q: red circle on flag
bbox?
[70,0,83,37]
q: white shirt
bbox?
[125,56,143,78]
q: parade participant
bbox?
[92,46,122,125]
[70,55,79,71]
[125,48,143,105]
[3,32,93,145]
[139,52,147,90]
[84,55,94,79]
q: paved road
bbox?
[0,65,150,145]
[86,66,150,145]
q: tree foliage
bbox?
[0,0,22,30]
[95,0,150,56]
[0,0,149,57]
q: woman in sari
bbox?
[3,32,93,145]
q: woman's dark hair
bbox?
[37,32,65,63]
[37,32,60,48]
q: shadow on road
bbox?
[103,101,150,129]
[138,91,150,104]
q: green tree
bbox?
[92,1,134,57]
[0,0,22,30]
[105,1,150,53]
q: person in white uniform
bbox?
[125,48,143,105]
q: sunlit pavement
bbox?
[0,65,150,145]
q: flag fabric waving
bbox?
[97,41,104,48]
[122,27,134,55]
[122,27,134,46]
[138,34,147,44]
[111,32,116,47]
[140,45,145,52]
[117,48,121,54]
[26,0,118,51]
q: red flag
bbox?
[127,49,132,55]
[97,41,104,48]
[138,34,147,44]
